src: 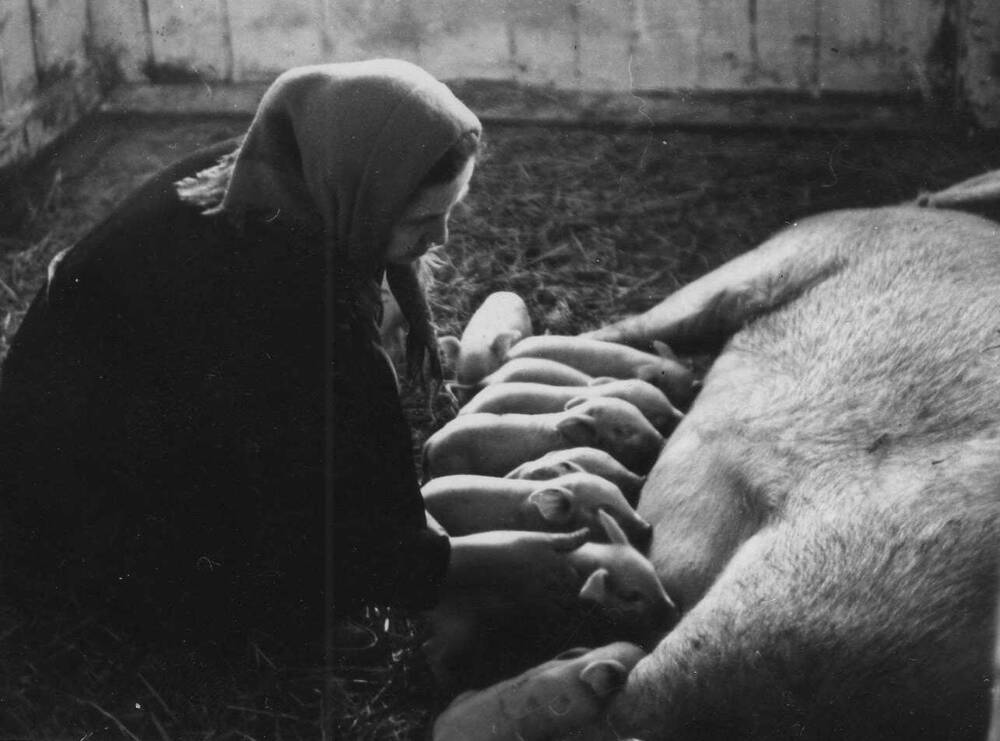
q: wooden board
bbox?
[0,0,38,109]
[755,1,817,92]
[146,0,227,82]
[229,0,321,81]
[29,0,88,86]
[961,0,1000,127]
[0,0,102,173]
[0,62,102,172]
[632,0,701,91]
[100,79,957,135]
[67,0,987,101]
[88,0,151,82]
[2,0,1000,174]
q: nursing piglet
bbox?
[421,472,653,550]
[440,291,532,386]
[423,511,675,691]
[449,357,594,403]
[505,447,647,507]
[422,398,663,479]
[432,642,645,741]
[504,335,695,407]
[458,379,683,433]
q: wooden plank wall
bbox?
[83,0,956,94]
[0,0,103,172]
[2,0,999,174]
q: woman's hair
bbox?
[418,130,482,189]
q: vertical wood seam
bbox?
[0,5,7,108]
[25,0,41,87]
[747,0,759,86]
[139,0,155,71]
[569,0,581,83]
[83,0,94,53]
[219,0,234,81]
[316,0,334,60]
[695,0,707,87]
[505,11,518,80]
[811,0,822,95]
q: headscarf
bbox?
[221,59,482,284]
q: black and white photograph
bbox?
[0,1,998,738]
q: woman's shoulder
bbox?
[80,137,243,256]
[43,139,255,313]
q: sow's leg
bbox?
[634,421,772,611]
[989,581,1000,741]
[582,214,856,353]
[603,490,999,740]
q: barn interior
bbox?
[1,2,999,738]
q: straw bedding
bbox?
[0,114,997,738]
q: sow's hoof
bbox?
[432,642,644,741]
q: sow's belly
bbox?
[636,206,1000,610]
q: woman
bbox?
[0,60,582,652]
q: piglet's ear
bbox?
[491,330,523,361]
[444,381,476,407]
[579,659,630,698]
[588,377,616,386]
[636,364,662,383]
[528,487,575,524]
[598,509,630,546]
[554,647,591,661]
[652,340,679,361]
[579,568,610,604]
[555,414,598,446]
[439,336,462,368]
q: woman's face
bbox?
[385,157,475,264]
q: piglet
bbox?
[424,511,675,691]
[421,472,653,551]
[439,291,532,386]
[448,357,594,404]
[459,378,683,434]
[432,642,645,741]
[505,447,647,507]
[504,334,695,407]
[423,398,664,479]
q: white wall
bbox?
[2,0,999,173]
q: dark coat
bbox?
[0,140,448,647]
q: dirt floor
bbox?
[2,112,1000,738]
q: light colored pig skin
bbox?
[580,205,1000,739]
[476,357,595,387]
[424,513,674,692]
[505,446,647,507]
[504,334,695,408]
[440,291,532,386]
[458,378,684,433]
[422,398,664,479]
[421,472,653,549]
[448,357,595,405]
[432,642,645,741]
